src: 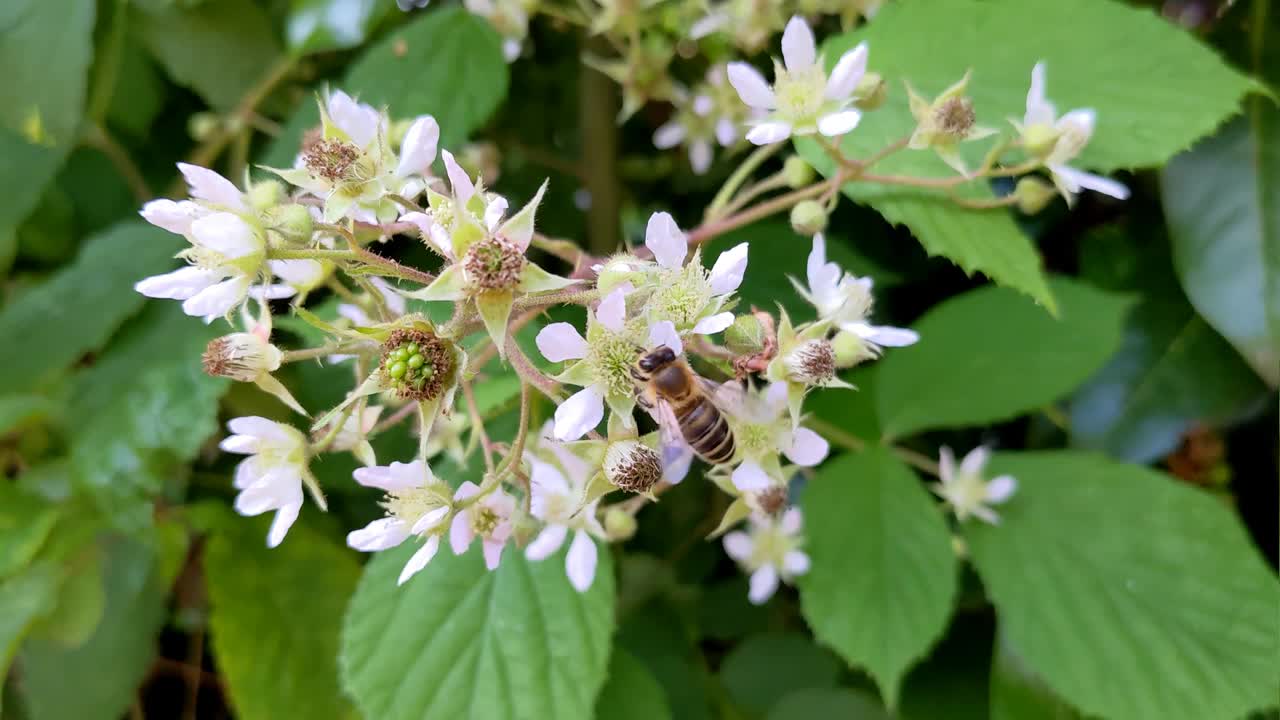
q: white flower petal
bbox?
[745,121,793,145]
[1024,61,1057,127]
[648,320,683,356]
[960,446,991,477]
[691,312,734,335]
[595,284,631,333]
[780,506,803,535]
[410,505,451,534]
[328,90,382,149]
[565,529,598,592]
[140,199,204,235]
[441,149,475,203]
[484,195,509,232]
[644,211,687,269]
[525,523,569,561]
[689,140,713,175]
[689,11,727,39]
[723,531,753,562]
[784,427,829,467]
[715,117,738,147]
[817,110,862,137]
[708,242,749,295]
[781,16,816,72]
[397,535,441,585]
[653,121,686,149]
[748,565,779,604]
[453,480,482,502]
[938,446,957,485]
[529,460,571,520]
[482,539,506,570]
[266,501,302,548]
[182,276,250,318]
[727,62,776,110]
[986,475,1017,503]
[347,517,411,552]
[1057,108,1096,138]
[396,115,440,177]
[553,385,605,441]
[178,163,246,211]
[535,322,589,362]
[270,259,325,286]
[825,43,868,100]
[449,512,474,554]
[732,461,772,492]
[135,266,223,300]
[782,550,810,576]
[191,212,259,259]
[845,322,919,347]
[1051,165,1130,200]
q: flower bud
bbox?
[188,112,221,142]
[202,333,282,381]
[853,72,887,111]
[725,314,766,356]
[1013,177,1056,215]
[603,508,637,541]
[595,254,639,293]
[270,203,315,243]
[782,156,815,189]
[604,440,663,494]
[789,200,828,236]
[1021,124,1060,158]
[247,180,284,212]
[832,329,870,367]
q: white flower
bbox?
[525,448,606,591]
[220,417,318,548]
[325,405,384,466]
[396,115,440,178]
[727,16,867,144]
[642,211,746,336]
[202,328,307,415]
[794,234,918,357]
[726,382,829,513]
[1017,62,1129,204]
[348,459,454,585]
[449,481,517,570]
[652,71,743,175]
[931,446,1017,524]
[723,507,810,604]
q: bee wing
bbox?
[700,376,748,417]
[653,399,695,484]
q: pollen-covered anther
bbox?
[302,138,361,182]
[604,441,664,494]
[380,329,453,402]
[935,97,976,138]
[785,338,836,384]
[202,333,281,381]
[756,486,789,516]
[463,237,527,291]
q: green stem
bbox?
[706,143,783,220]
[688,172,846,246]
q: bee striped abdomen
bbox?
[677,400,735,464]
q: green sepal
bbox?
[517,262,578,294]
[708,497,751,539]
[476,289,515,358]
[498,179,548,249]
[401,263,467,301]
[553,361,596,386]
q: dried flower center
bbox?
[756,486,789,516]
[202,334,275,381]
[463,237,526,291]
[303,139,362,183]
[607,444,663,493]
[787,339,835,383]
[935,97,976,138]
[380,329,454,402]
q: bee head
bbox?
[638,345,677,372]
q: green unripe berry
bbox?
[407,354,424,369]
[783,156,815,189]
[406,343,420,354]
[388,361,407,379]
[790,200,828,236]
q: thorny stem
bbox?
[370,402,418,436]
[687,172,847,246]
[718,172,789,218]
[506,337,564,402]
[281,342,370,363]
[462,380,496,472]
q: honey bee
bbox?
[631,345,736,465]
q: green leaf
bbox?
[1071,225,1267,463]
[27,545,105,647]
[989,631,1084,720]
[205,513,361,720]
[799,447,957,707]
[767,688,891,720]
[0,128,67,273]
[0,564,60,699]
[137,0,283,112]
[0,221,182,395]
[263,7,510,166]
[19,535,171,720]
[0,487,60,579]
[875,277,1131,439]
[965,451,1280,720]
[341,541,615,720]
[1161,110,1280,387]
[803,0,1258,308]
[0,0,96,145]
[66,303,228,529]
[720,632,842,717]
[287,0,396,55]
[595,648,673,720]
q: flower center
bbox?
[382,486,442,525]
[648,261,712,329]
[605,442,663,493]
[737,422,775,457]
[381,329,454,402]
[463,237,526,291]
[303,139,362,183]
[587,326,642,398]
[471,506,500,536]
[774,64,827,123]
[786,339,835,384]
[755,486,788,516]
[935,97,976,139]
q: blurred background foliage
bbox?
[0,0,1277,718]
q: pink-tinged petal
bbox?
[482,539,506,570]
[732,461,772,492]
[708,242,749,295]
[536,322,589,362]
[595,284,631,333]
[727,62,776,110]
[191,212,259,259]
[441,149,475,203]
[986,475,1017,503]
[653,122,686,149]
[938,446,957,485]
[692,312,734,335]
[232,457,263,489]
[715,117,738,147]
[396,115,440,177]
[398,536,441,585]
[553,386,605,441]
[746,121,793,145]
[347,517,411,551]
[960,446,991,477]
[565,530,598,592]
[529,460,570,519]
[410,506,450,534]
[140,199,203,235]
[748,565,779,604]
[525,523,569,561]
[723,531,753,562]
[227,416,290,441]
[178,163,245,211]
[644,211,687,269]
[453,480,482,502]
[784,427,829,467]
[782,550,810,576]
[1024,62,1056,126]
[135,266,222,300]
[648,320,683,356]
[182,276,249,319]
[689,140,713,175]
[817,110,862,137]
[1051,165,1129,200]
[780,16,816,72]
[763,381,789,415]
[449,512,474,554]
[825,43,868,100]
[267,502,302,547]
[484,196,508,232]
[779,507,803,535]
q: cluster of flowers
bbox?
[127,16,1136,603]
